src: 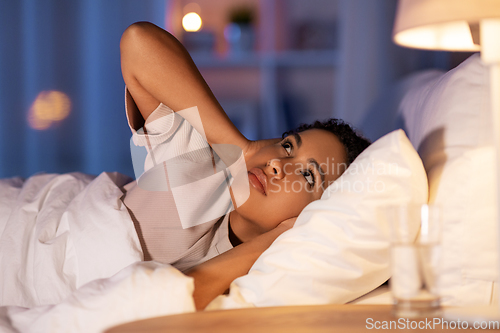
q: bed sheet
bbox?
[349,285,392,305]
[0,261,196,333]
[0,172,143,308]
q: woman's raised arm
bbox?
[120,21,249,151]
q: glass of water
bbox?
[389,204,442,318]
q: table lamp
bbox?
[392,0,500,320]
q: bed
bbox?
[0,53,497,332]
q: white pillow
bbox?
[399,54,498,306]
[208,129,428,309]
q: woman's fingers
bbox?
[278,217,297,230]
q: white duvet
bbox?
[0,172,199,332]
[0,172,143,308]
[0,262,196,333]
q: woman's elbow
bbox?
[120,21,180,56]
[121,22,153,53]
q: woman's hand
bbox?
[243,216,296,255]
[278,216,297,230]
[242,138,281,162]
[185,216,296,311]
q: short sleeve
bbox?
[125,87,182,147]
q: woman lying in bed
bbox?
[119,22,370,310]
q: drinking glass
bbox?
[389,204,442,318]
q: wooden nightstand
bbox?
[106,304,498,332]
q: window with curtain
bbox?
[0,0,167,179]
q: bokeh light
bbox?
[182,12,202,32]
[28,91,71,130]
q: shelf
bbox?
[191,49,339,68]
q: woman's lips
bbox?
[248,167,267,195]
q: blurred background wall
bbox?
[0,0,472,179]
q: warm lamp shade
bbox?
[393,0,500,51]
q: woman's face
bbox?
[230,128,347,240]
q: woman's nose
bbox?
[266,159,284,179]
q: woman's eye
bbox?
[302,170,315,186]
[282,141,292,155]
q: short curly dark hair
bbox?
[282,119,371,166]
